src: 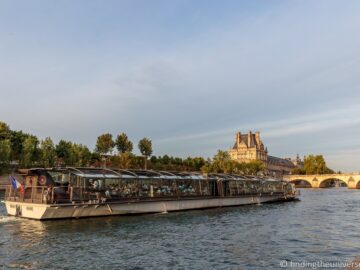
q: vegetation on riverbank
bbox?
[0,121,208,173]
[292,154,334,175]
[5,121,337,177]
[201,150,265,175]
[0,121,265,175]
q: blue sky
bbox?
[1,0,360,172]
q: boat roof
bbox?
[21,167,283,182]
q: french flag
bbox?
[9,175,21,189]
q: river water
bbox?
[1,188,360,270]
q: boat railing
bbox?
[4,185,70,204]
[4,182,294,205]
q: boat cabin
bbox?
[5,167,295,205]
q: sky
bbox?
[1,0,360,172]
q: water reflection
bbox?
[1,189,360,269]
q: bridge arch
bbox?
[318,177,348,188]
[283,174,360,189]
[347,177,360,189]
[289,178,312,188]
[312,178,319,188]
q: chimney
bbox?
[248,130,252,147]
[255,131,260,145]
[236,132,241,147]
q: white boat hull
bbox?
[5,195,295,220]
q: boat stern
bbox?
[5,201,48,220]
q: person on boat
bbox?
[93,180,99,190]
[20,182,25,194]
[17,181,25,200]
[43,185,52,203]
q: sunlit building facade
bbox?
[229,131,303,177]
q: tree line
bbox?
[201,150,265,175]
[0,121,267,176]
[0,121,333,176]
[291,155,334,175]
[0,121,210,174]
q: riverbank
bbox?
[0,174,23,190]
[0,176,8,190]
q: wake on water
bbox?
[0,200,17,223]
[0,215,17,223]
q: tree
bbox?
[72,144,92,167]
[162,154,170,165]
[117,152,134,169]
[191,157,206,171]
[213,150,231,172]
[0,122,11,140]
[20,136,40,167]
[9,130,28,161]
[56,140,75,166]
[201,150,231,173]
[0,139,11,174]
[303,155,333,175]
[40,137,56,167]
[115,133,133,153]
[201,150,265,175]
[90,152,102,167]
[244,160,265,175]
[95,133,114,155]
[138,137,153,169]
[292,167,305,175]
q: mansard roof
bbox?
[267,155,295,168]
[232,134,261,149]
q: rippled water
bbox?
[1,189,360,269]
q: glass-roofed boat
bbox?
[4,167,298,220]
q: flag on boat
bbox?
[9,175,21,189]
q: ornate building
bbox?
[229,131,303,177]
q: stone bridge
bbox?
[283,174,360,189]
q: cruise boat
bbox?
[4,168,298,220]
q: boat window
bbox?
[208,180,219,196]
[48,172,69,184]
[177,179,199,196]
[223,181,230,197]
[200,180,210,196]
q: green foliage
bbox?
[138,137,152,169]
[96,133,114,155]
[201,150,265,175]
[90,152,102,166]
[203,150,231,173]
[10,130,29,161]
[0,122,11,140]
[138,137,153,157]
[292,167,304,175]
[117,152,135,169]
[292,167,306,175]
[72,144,92,167]
[20,136,40,168]
[303,155,333,175]
[149,155,206,171]
[115,133,133,153]
[56,140,75,166]
[40,137,56,167]
[0,121,297,176]
[0,140,11,161]
[55,140,92,166]
[0,121,139,170]
[0,139,11,174]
